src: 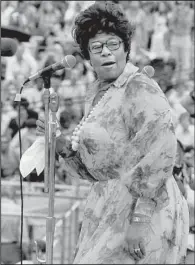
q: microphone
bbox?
[142,65,155,78]
[1,38,18,57]
[24,55,76,84]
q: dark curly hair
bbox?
[72,1,134,61]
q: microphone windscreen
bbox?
[64,55,77,69]
[142,65,155,78]
[1,38,18,57]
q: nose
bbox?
[101,44,111,56]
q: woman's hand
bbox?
[36,116,76,158]
[36,116,45,136]
[126,221,151,262]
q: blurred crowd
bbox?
[1,1,194,264]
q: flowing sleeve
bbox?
[121,73,177,221]
[56,134,97,182]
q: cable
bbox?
[15,85,25,265]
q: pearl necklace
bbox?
[71,88,111,151]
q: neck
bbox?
[98,79,115,91]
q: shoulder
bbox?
[124,66,171,111]
[125,66,163,98]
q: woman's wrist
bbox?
[132,197,156,219]
[131,214,151,224]
[129,197,156,224]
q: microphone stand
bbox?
[35,72,59,264]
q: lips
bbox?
[102,61,116,66]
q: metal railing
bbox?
[51,200,81,264]
[1,180,89,264]
[1,200,82,264]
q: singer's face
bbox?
[88,32,127,82]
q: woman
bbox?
[36,2,189,264]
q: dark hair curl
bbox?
[72,2,134,61]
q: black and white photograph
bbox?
[1,1,194,264]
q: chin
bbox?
[103,72,119,81]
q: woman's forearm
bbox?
[56,135,96,181]
[129,196,156,224]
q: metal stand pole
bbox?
[35,73,59,264]
[46,92,59,264]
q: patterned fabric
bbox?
[61,62,189,264]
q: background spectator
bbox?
[175,111,194,149]
[10,118,37,153]
[5,41,38,86]
[1,134,20,179]
[22,77,44,113]
[168,1,194,83]
[6,97,38,139]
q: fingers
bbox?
[134,248,143,260]
[139,241,146,256]
[133,242,146,261]
[36,129,45,136]
[38,115,45,122]
[133,246,143,261]
[129,247,140,262]
[36,118,45,136]
[36,119,45,129]
[128,242,146,262]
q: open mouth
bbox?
[102,62,115,66]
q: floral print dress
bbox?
[60,62,189,264]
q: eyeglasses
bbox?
[89,39,123,54]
